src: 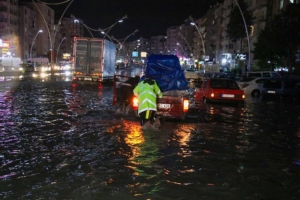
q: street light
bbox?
[32,0,74,75]
[71,15,95,38]
[189,16,206,61]
[113,29,138,61]
[234,0,251,71]
[29,29,43,59]
[178,33,193,57]
[102,15,127,40]
[56,37,66,63]
[176,42,187,57]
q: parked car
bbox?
[194,78,245,105]
[261,78,300,101]
[237,77,270,97]
[200,72,225,81]
[245,71,281,78]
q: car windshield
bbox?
[210,79,240,89]
[263,80,282,89]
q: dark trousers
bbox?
[139,110,156,126]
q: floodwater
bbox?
[0,79,299,200]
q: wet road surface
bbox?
[0,79,299,199]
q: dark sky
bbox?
[23,0,223,41]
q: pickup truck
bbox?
[135,54,192,120]
[113,54,193,120]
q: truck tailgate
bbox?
[157,96,189,119]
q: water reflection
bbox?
[0,80,299,199]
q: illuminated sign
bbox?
[236,53,247,60]
[132,51,138,57]
[63,53,71,59]
[0,39,9,48]
[140,52,147,57]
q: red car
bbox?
[194,78,245,105]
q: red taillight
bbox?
[242,83,249,88]
[183,100,189,112]
[133,96,138,110]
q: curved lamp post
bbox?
[176,42,187,57]
[102,15,127,40]
[178,33,193,57]
[71,15,94,38]
[189,16,206,61]
[56,37,66,63]
[30,29,43,59]
[113,29,138,61]
[234,0,251,71]
[32,0,74,75]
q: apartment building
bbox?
[19,3,37,60]
[166,26,178,55]
[58,17,84,61]
[123,37,150,64]
[190,18,204,61]
[149,35,166,55]
[177,21,194,59]
[0,0,19,57]
[188,0,299,69]
[20,1,54,62]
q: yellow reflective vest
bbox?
[133,79,162,114]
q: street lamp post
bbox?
[112,29,138,61]
[30,29,43,59]
[56,37,66,63]
[234,0,251,71]
[102,15,127,40]
[71,15,95,38]
[178,33,193,57]
[189,16,206,61]
[176,42,186,57]
[32,0,74,77]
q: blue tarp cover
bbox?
[145,54,189,92]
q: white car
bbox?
[237,77,270,97]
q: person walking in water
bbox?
[133,75,162,127]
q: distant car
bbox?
[261,78,300,101]
[194,78,245,105]
[201,72,224,81]
[245,71,281,78]
[237,77,270,97]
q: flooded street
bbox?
[0,79,299,199]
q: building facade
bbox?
[0,0,19,57]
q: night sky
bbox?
[22,0,224,40]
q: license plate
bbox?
[84,77,92,81]
[158,103,170,109]
[222,94,234,98]
[267,90,275,94]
